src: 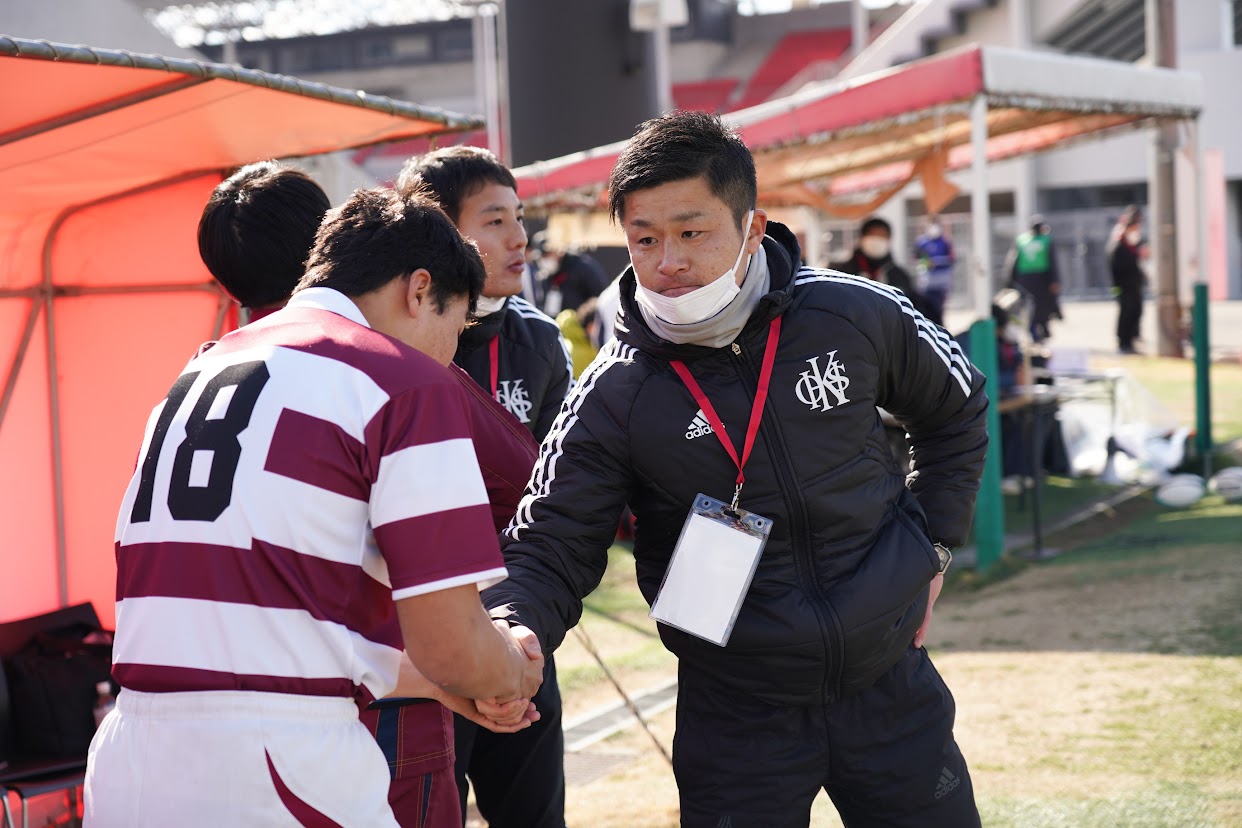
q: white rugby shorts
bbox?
[84,689,398,827]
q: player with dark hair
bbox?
[197,160,331,317]
[86,187,544,828]
[485,110,987,828]
[194,166,541,828]
[398,147,572,443]
[399,146,571,828]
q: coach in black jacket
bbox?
[487,113,988,828]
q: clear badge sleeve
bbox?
[649,493,773,647]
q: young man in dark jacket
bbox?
[485,112,987,827]
[398,147,572,828]
[400,147,573,444]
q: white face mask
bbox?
[474,295,508,315]
[860,235,890,260]
[1125,230,1142,246]
[634,210,754,326]
[926,224,942,239]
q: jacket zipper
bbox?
[730,338,843,704]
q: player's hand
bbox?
[456,693,540,733]
[913,573,944,649]
[494,620,545,701]
[474,696,541,732]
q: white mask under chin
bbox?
[474,295,508,315]
[634,210,754,326]
[860,236,890,260]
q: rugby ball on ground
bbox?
[1208,466,1242,502]
[1155,474,1206,508]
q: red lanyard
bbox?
[488,336,500,397]
[669,316,781,511]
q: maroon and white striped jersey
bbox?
[112,287,506,701]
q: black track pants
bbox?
[454,655,565,828]
[673,647,980,828]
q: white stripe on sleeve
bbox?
[372,438,489,527]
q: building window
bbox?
[393,34,434,61]
[310,42,349,71]
[437,28,473,62]
[283,46,312,73]
[1233,0,1241,47]
[360,38,394,65]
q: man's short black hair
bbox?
[860,216,892,237]
[395,146,517,223]
[296,187,486,313]
[197,161,330,308]
[607,111,757,225]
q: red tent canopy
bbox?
[0,36,481,626]
[513,44,1203,214]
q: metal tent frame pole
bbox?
[32,169,226,607]
[968,93,1005,571]
[0,301,42,431]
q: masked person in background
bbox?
[832,216,934,320]
[913,215,955,326]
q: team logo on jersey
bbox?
[794,351,851,412]
[685,409,714,440]
[495,379,533,423]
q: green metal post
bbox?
[1192,282,1212,477]
[969,317,1005,572]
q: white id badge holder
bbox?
[649,493,773,647]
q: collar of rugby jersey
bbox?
[245,305,281,323]
[285,286,371,328]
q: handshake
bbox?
[391,619,546,734]
[470,620,546,733]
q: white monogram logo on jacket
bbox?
[795,351,851,412]
[496,379,533,423]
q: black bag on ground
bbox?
[8,624,115,757]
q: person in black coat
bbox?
[1109,206,1147,355]
[831,216,935,319]
[486,112,985,828]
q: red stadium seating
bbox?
[732,28,852,111]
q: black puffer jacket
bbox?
[454,296,573,443]
[485,223,988,706]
